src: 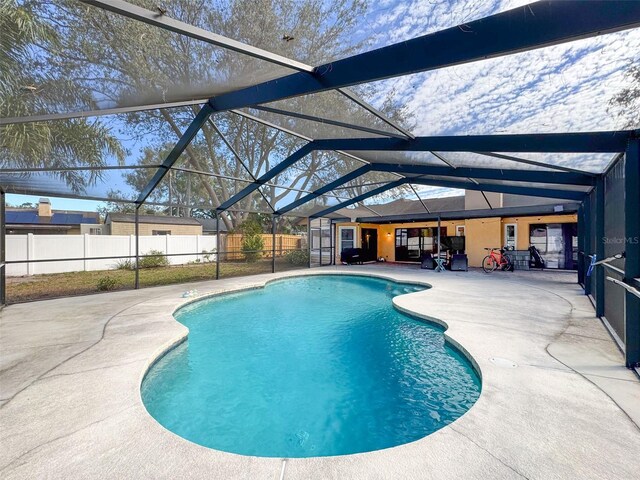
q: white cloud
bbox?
[356,0,639,175]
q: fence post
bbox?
[27,233,35,276]
[83,234,90,272]
[624,137,639,368]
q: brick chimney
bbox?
[38,198,52,219]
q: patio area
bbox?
[1,265,638,479]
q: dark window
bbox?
[152,230,171,235]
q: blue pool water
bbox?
[141,275,481,457]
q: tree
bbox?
[6,201,37,209]
[0,0,124,192]
[96,197,160,222]
[11,0,410,226]
[609,66,640,129]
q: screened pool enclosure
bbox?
[0,0,639,367]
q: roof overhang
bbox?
[354,203,580,224]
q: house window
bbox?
[89,227,102,235]
[504,224,517,249]
[339,227,356,252]
[152,230,171,235]
[456,225,465,236]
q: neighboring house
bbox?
[305,191,580,270]
[5,198,101,235]
[105,213,203,235]
[195,218,229,235]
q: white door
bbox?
[504,224,517,249]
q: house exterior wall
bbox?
[109,221,202,236]
[333,222,379,263]
[335,213,577,267]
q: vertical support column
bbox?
[319,218,323,266]
[437,215,442,272]
[215,212,220,280]
[0,189,6,307]
[624,138,640,368]
[134,206,140,289]
[577,203,585,285]
[595,176,605,317]
[307,218,311,269]
[272,215,277,273]
[584,195,592,296]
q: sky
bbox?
[5,0,639,212]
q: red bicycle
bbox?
[482,247,514,273]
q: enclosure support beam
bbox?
[409,178,585,201]
[272,215,277,274]
[80,0,313,72]
[577,203,585,285]
[209,1,640,111]
[217,143,314,212]
[215,212,221,280]
[311,180,405,218]
[253,106,407,139]
[134,206,140,290]
[276,165,372,215]
[624,138,640,368]
[209,120,275,213]
[307,219,312,269]
[312,132,631,154]
[594,177,605,317]
[0,189,6,307]
[472,151,595,176]
[319,218,323,266]
[370,163,594,186]
[137,104,214,205]
[336,88,415,139]
[584,195,593,296]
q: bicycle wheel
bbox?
[503,255,513,271]
[482,255,496,273]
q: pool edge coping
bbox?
[136,269,484,460]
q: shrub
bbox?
[139,250,169,269]
[285,249,309,266]
[115,259,134,270]
[238,218,264,263]
[96,276,117,291]
[202,248,216,263]
[242,234,264,262]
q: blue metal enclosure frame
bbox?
[2,1,639,368]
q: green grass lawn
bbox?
[7,258,305,303]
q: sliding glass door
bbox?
[395,227,446,262]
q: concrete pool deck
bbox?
[1,266,638,479]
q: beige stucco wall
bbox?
[109,222,202,236]
[501,213,577,251]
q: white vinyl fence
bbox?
[5,234,216,276]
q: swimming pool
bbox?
[141,275,481,457]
